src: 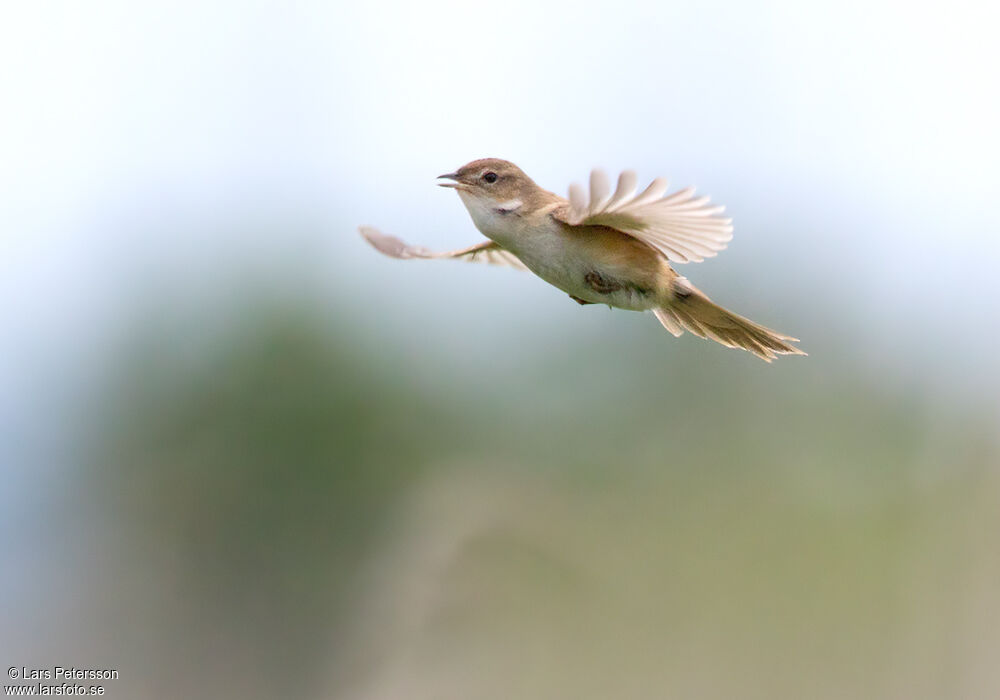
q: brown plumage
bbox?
[360,158,805,362]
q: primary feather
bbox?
[556,169,734,264]
[359,226,528,270]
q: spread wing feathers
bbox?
[359,226,528,270]
[556,169,734,264]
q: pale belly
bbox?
[459,192,663,311]
[505,229,660,312]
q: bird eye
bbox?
[482,172,498,183]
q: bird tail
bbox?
[653,283,805,362]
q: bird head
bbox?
[437,158,536,199]
[437,158,556,238]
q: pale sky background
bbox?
[2,3,1000,691]
[1,0,998,473]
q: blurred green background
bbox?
[2,2,998,699]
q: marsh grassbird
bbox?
[360,158,805,361]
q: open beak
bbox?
[437,172,462,188]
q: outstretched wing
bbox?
[359,226,528,270]
[552,170,734,264]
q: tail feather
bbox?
[654,288,805,362]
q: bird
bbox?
[359,158,805,361]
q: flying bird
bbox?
[360,158,804,361]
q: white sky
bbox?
[1,0,999,620]
[0,0,998,406]
[1,1,997,243]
